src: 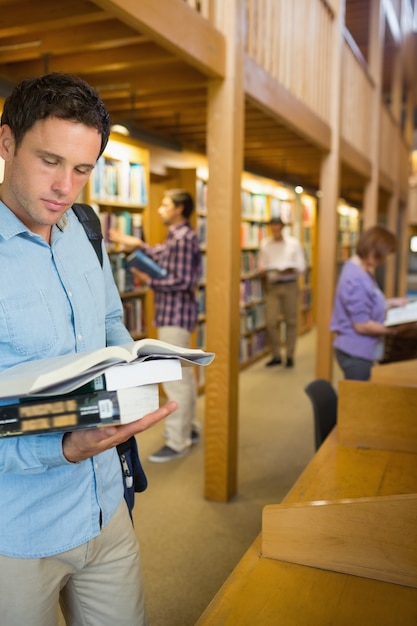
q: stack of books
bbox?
[0,339,215,437]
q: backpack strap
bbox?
[72,203,103,267]
[72,202,148,509]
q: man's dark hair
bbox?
[166,189,195,219]
[1,72,111,158]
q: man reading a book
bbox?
[0,73,177,626]
[109,189,202,463]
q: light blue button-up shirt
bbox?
[0,203,133,558]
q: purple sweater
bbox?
[330,258,385,361]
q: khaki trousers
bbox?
[0,501,148,626]
[265,280,299,359]
[158,325,198,452]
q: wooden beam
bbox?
[340,137,372,180]
[315,1,344,380]
[204,0,244,502]
[363,0,385,228]
[91,0,226,78]
[244,55,331,153]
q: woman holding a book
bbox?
[330,225,409,380]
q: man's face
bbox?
[158,195,182,226]
[0,117,101,238]
[270,222,284,240]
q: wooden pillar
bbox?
[363,0,385,228]
[385,48,402,297]
[204,0,244,501]
[399,88,416,297]
[315,0,345,381]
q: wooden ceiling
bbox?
[0,0,411,207]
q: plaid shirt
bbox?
[142,221,202,332]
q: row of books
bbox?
[241,221,268,248]
[200,255,207,283]
[197,215,207,246]
[197,285,206,317]
[90,157,148,206]
[240,302,266,333]
[241,250,259,276]
[109,253,134,293]
[123,297,146,337]
[299,286,313,310]
[241,191,268,220]
[99,211,144,246]
[196,178,208,213]
[239,330,267,364]
[270,198,294,224]
[195,320,206,350]
[240,277,264,307]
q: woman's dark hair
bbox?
[165,189,195,219]
[356,225,397,261]
[1,73,111,158]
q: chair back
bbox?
[304,379,338,449]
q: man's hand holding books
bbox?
[62,400,178,463]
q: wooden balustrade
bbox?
[188,0,409,200]
[184,0,212,19]
[340,38,373,160]
[380,105,399,183]
[243,0,333,122]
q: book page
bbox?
[129,338,215,365]
[0,347,131,399]
[384,301,417,327]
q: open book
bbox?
[384,300,417,327]
[0,338,215,400]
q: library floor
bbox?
[59,328,339,626]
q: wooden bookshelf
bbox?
[239,174,318,367]
[337,203,360,274]
[145,165,317,375]
[298,193,317,334]
[85,132,151,340]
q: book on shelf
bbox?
[126,249,168,279]
[0,339,215,400]
[0,384,160,438]
[384,300,417,327]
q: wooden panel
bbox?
[196,430,417,625]
[371,358,417,386]
[337,380,417,452]
[262,494,417,587]
[92,0,226,78]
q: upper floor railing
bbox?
[242,0,333,123]
[340,34,373,161]
[184,0,410,195]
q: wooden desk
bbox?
[196,431,417,625]
[371,358,417,386]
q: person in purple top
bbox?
[330,225,407,380]
[110,189,202,462]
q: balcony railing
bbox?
[340,36,373,160]
[185,0,410,195]
[243,0,333,123]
